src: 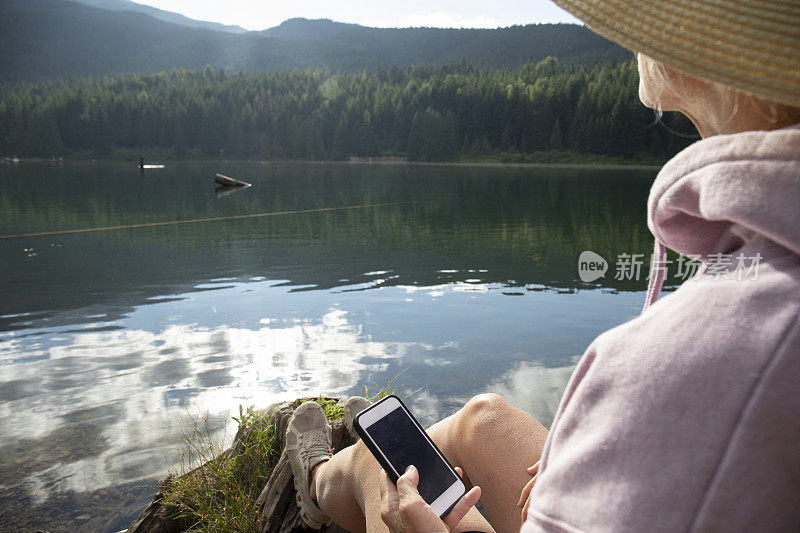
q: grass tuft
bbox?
[292,397,344,420]
[161,407,280,532]
[362,367,419,402]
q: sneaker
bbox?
[285,401,333,529]
[343,396,371,440]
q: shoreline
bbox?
[5,155,666,170]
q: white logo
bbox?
[578,250,608,282]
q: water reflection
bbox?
[0,278,643,505]
[0,298,412,497]
[0,161,658,328]
[486,361,580,428]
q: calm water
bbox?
[0,161,657,531]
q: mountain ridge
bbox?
[70,0,247,33]
[261,18,360,40]
[0,0,628,82]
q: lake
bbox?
[0,160,658,531]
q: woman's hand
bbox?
[517,460,540,522]
[380,465,481,533]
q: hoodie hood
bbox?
[642,122,800,309]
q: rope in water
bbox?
[0,201,414,240]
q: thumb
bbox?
[396,464,421,497]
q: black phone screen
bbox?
[366,406,457,504]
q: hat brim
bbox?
[552,0,800,108]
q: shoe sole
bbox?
[286,403,331,530]
[293,472,323,529]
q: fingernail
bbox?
[405,465,414,473]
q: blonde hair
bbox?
[638,54,800,136]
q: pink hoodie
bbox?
[523,123,800,532]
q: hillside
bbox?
[0,0,628,82]
[71,0,247,33]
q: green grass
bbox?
[292,397,344,421]
[361,367,419,402]
[161,407,281,532]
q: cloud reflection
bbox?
[0,307,412,500]
[483,359,578,429]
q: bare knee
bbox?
[457,393,513,437]
[463,392,511,417]
[435,394,515,480]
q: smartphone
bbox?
[354,395,466,517]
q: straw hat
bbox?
[552,0,800,108]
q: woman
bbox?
[284,1,800,531]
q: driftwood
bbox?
[215,173,252,187]
[126,399,355,533]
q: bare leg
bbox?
[312,394,548,533]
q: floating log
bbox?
[127,398,354,533]
[215,173,251,187]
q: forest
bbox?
[0,58,696,162]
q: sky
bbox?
[132,0,582,31]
